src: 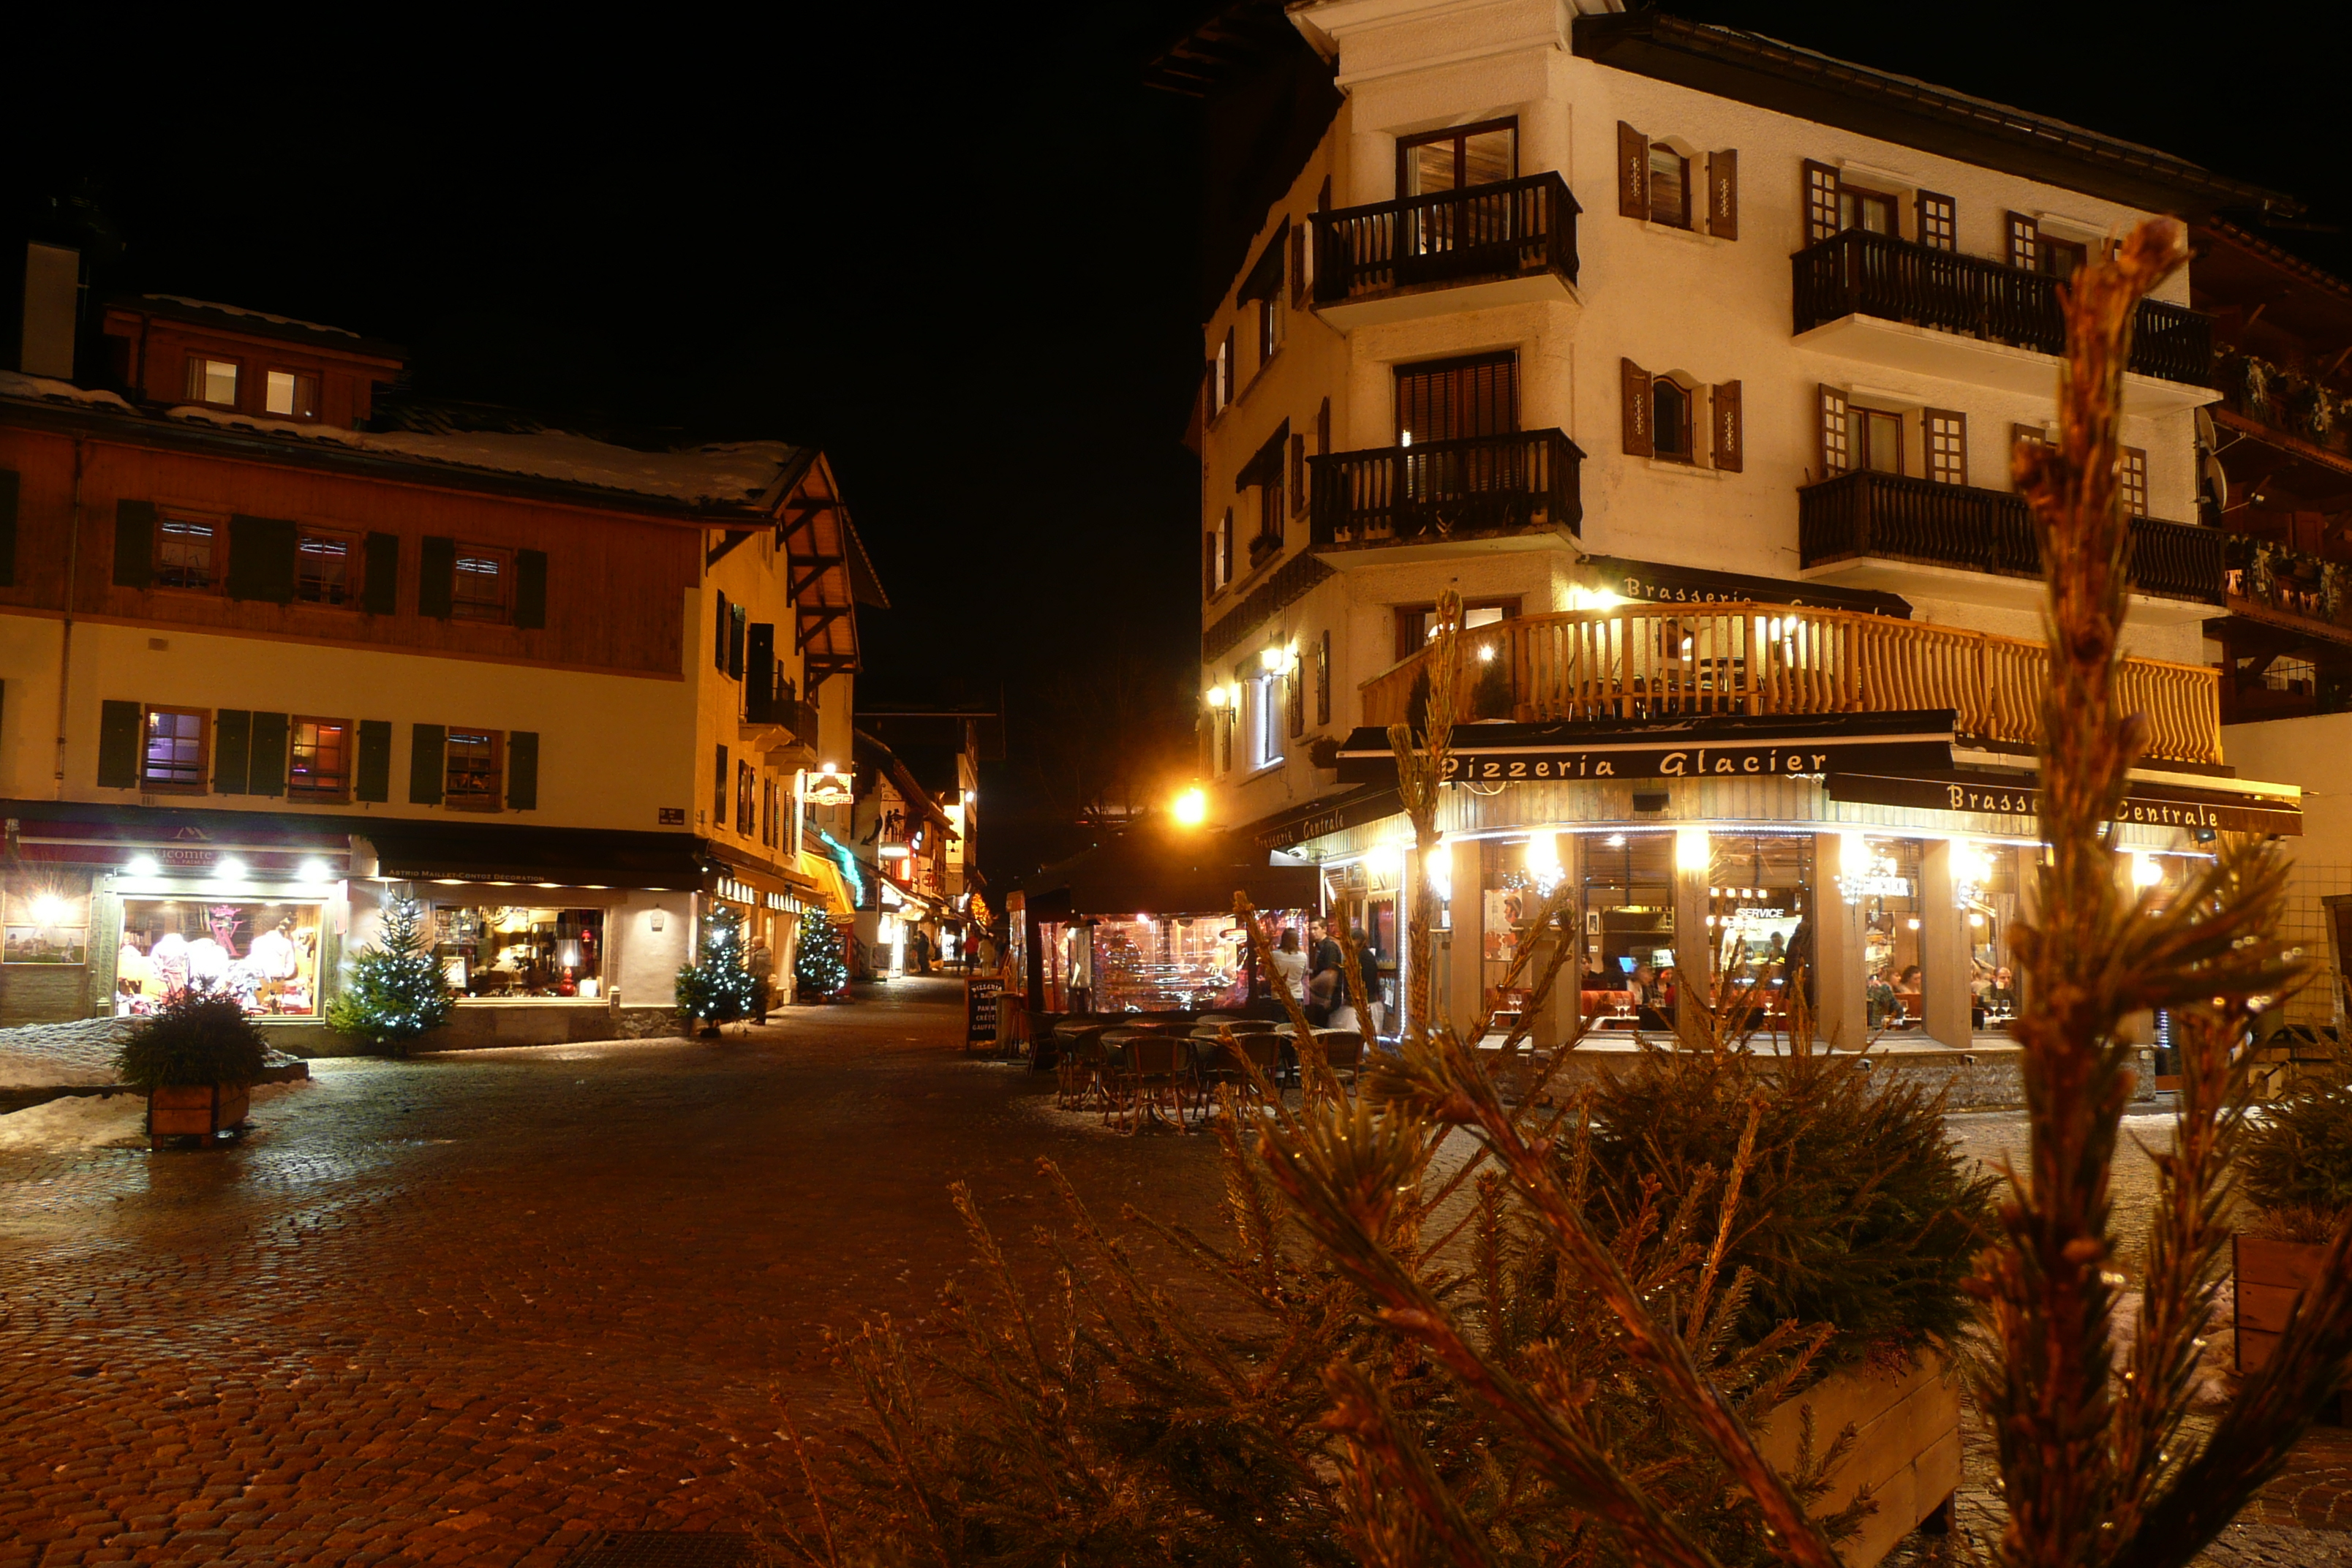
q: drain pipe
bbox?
[54,434,86,799]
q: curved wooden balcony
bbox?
[1311,173,1580,326]
[1360,602,2221,766]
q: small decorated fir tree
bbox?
[327,896,454,1055]
[793,906,848,1001]
[676,904,756,1030]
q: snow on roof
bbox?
[0,369,136,412]
[143,295,363,339]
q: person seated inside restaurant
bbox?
[1982,966,2019,1017]
[1866,966,1897,1027]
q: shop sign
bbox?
[1438,736,1950,785]
[1828,774,2303,837]
[965,976,1002,1049]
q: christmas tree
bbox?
[327,896,454,1055]
[676,904,757,1030]
[794,906,848,1001]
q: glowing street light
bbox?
[1172,787,1207,826]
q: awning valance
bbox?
[1020,824,1317,921]
[360,825,706,889]
[1575,554,1912,617]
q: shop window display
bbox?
[431,905,605,998]
[116,900,322,1017]
[1705,834,1814,1019]
[1092,915,1251,1012]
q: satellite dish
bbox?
[2202,451,2229,513]
[2195,406,2218,452]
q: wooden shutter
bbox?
[1802,161,1841,244]
[507,730,540,810]
[363,532,399,614]
[249,712,289,796]
[355,719,392,802]
[714,744,729,824]
[1706,149,1738,239]
[728,601,747,679]
[2006,212,2038,271]
[1204,532,1217,596]
[1620,360,1654,458]
[1615,121,1648,218]
[418,536,457,619]
[1819,385,1852,475]
[213,709,253,794]
[713,592,730,668]
[513,549,548,629]
[1926,410,1967,485]
[1289,433,1307,516]
[0,469,18,588]
[745,621,775,716]
[1711,381,1744,472]
[1289,223,1308,308]
[97,700,142,788]
[409,723,446,805]
[1287,658,1304,738]
[1917,192,1956,251]
[227,514,298,603]
[113,500,155,589]
[1316,629,1332,725]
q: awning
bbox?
[361,824,706,888]
[1575,554,1912,617]
[1336,710,1956,786]
[797,846,859,916]
[1248,783,1403,852]
[1829,768,2304,836]
[1020,823,1318,921]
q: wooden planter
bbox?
[1757,1354,1961,1568]
[2235,1234,2352,1420]
[146,1082,252,1147]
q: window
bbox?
[737,759,755,834]
[1652,378,1694,461]
[288,718,352,802]
[1648,143,1689,227]
[140,706,208,793]
[155,513,221,591]
[1213,329,1235,415]
[445,729,502,811]
[2119,447,2149,516]
[1261,472,1285,548]
[1819,385,1852,474]
[1803,161,1842,244]
[1926,410,1967,486]
[2012,424,2052,484]
[184,356,238,407]
[2038,235,2087,281]
[1217,509,1234,589]
[264,370,320,419]
[1396,599,1518,661]
[1858,408,1903,475]
[1395,352,1518,444]
[2005,212,2038,273]
[1398,118,1517,195]
[1254,676,1284,769]
[1917,192,1956,251]
[1316,629,1332,726]
[1838,184,1897,235]
[295,529,356,606]
[452,548,510,621]
[1216,705,1232,774]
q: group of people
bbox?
[1269,918,1384,1033]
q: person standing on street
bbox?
[747,931,773,1025]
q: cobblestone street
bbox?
[3,992,2347,1564]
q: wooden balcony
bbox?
[1798,469,2224,607]
[1308,429,1581,561]
[744,671,820,764]
[1360,602,2222,766]
[1792,229,2214,393]
[1311,174,1578,328]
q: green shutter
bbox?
[409,723,445,804]
[113,501,154,589]
[418,536,457,619]
[0,469,19,587]
[513,549,548,630]
[227,515,298,603]
[249,712,290,796]
[97,700,141,788]
[355,719,393,802]
[213,709,252,794]
[363,532,400,614]
[507,730,540,810]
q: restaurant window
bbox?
[288,717,351,802]
[452,548,510,621]
[445,728,502,812]
[431,904,607,998]
[156,512,221,591]
[264,369,320,419]
[1582,832,1677,1027]
[1703,834,1814,1019]
[1856,407,1902,475]
[116,899,323,1017]
[1648,143,1689,228]
[2119,446,2150,516]
[295,528,356,606]
[1926,410,1967,486]
[1959,842,2024,1031]
[1042,913,1251,1014]
[1399,118,1517,196]
[736,758,755,834]
[140,706,208,793]
[1396,598,1518,661]
[1316,629,1332,725]
[1652,377,1694,462]
[1848,836,1927,1030]
[184,356,239,407]
[1838,184,1897,235]
[1916,192,1956,251]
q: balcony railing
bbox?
[1312,173,1578,307]
[1309,429,1582,550]
[1792,229,2214,385]
[1362,602,2222,765]
[1798,468,2224,605]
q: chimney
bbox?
[19,241,80,379]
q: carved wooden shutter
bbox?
[2006,212,2038,271]
[1819,385,1852,475]
[1616,122,1648,218]
[1707,150,1738,240]
[1621,360,1654,458]
[1711,381,1744,472]
[1802,161,1842,244]
[1926,410,1967,485]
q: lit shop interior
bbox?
[105,851,346,1019]
[423,899,608,998]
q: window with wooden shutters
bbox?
[295,529,356,606]
[1839,185,1896,235]
[1204,532,1218,598]
[1648,143,1689,227]
[1616,122,1648,218]
[1857,408,1903,475]
[1218,510,1235,588]
[1287,656,1304,738]
[1242,222,1286,364]
[1926,410,1967,486]
[728,600,747,679]
[1711,381,1743,471]
[1803,161,1842,243]
[2119,447,2150,516]
[1819,385,1852,474]
[248,711,290,797]
[1395,352,1517,442]
[1621,360,1654,457]
[446,728,502,812]
[1706,149,1738,238]
[2006,212,2038,272]
[290,717,352,802]
[141,706,208,793]
[1917,192,1956,251]
[1652,378,1693,462]
[157,512,222,592]
[1218,329,1235,412]
[737,758,755,834]
[1316,629,1332,725]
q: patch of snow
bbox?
[0,369,136,412]
[143,294,363,339]
[0,1092,143,1150]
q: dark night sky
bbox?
[15,3,2349,881]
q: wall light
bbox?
[29,894,67,925]
[1205,685,1229,709]
[124,854,158,878]
[1260,645,1286,673]
[1423,840,1453,902]
[1367,843,1403,878]
[215,857,248,881]
[300,858,333,883]
[1566,585,1625,612]
[1675,827,1711,875]
[1477,642,1497,663]
[1172,786,1207,826]
[2132,851,2165,889]
[1524,831,1561,890]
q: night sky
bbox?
[15,3,2349,883]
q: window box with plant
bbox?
[114,986,271,1148]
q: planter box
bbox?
[1757,1354,1961,1568]
[146,1082,251,1145]
[2234,1234,2352,1420]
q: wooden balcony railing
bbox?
[1792,229,2214,385]
[1360,602,2222,766]
[1312,173,1579,306]
[1309,429,1582,549]
[1798,468,2224,605]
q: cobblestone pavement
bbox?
[2,997,2345,1564]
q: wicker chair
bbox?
[1317,1030,1365,1088]
[1057,1026,1111,1111]
[1108,1033,1191,1134]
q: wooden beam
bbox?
[788,555,845,602]
[795,604,852,650]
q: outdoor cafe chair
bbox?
[1199,1033,1286,1123]
[1057,1026,1111,1112]
[1108,1033,1191,1135]
[1313,1030,1365,1088]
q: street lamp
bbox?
[1172,787,1207,826]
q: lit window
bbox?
[264,370,320,419]
[156,515,219,590]
[184,357,239,407]
[453,551,509,621]
[296,530,355,606]
[141,707,208,791]
[1254,676,1284,769]
[446,729,502,810]
[1648,144,1689,228]
[289,720,351,801]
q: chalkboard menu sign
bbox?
[965,976,1003,1051]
